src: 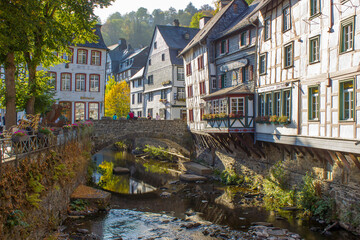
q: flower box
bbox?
[11,135,29,143]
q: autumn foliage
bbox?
[105,80,130,117]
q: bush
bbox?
[220,169,244,185]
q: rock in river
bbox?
[180,174,207,182]
[113,167,130,174]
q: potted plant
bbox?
[37,127,53,138]
[11,130,28,143]
[218,113,227,118]
[62,124,72,133]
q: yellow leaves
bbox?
[105,80,130,117]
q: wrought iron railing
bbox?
[0,128,93,169]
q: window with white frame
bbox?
[309,86,320,120]
[90,75,99,92]
[309,36,320,63]
[259,53,267,75]
[231,97,244,115]
[75,102,85,121]
[148,92,153,102]
[283,90,291,118]
[240,30,249,47]
[264,17,271,40]
[177,67,184,80]
[138,93,142,103]
[48,72,56,89]
[77,49,87,64]
[91,51,101,65]
[219,98,227,113]
[76,74,86,92]
[284,42,293,68]
[340,17,354,53]
[266,93,272,115]
[89,103,99,120]
[259,94,265,116]
[274,92,281,116]
[283,6,291,32]
[340,80,354,120]
[310,0,320,17]
[177,87,185,100]
[61,73,71,91]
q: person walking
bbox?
[113,114,117,120]
[156,113,160,120]
[147,113,152,120]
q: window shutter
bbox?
[247,31,251,45]
[249,65,253,81]
[197,57,200,70]
[219,42,222,54]
[240,68,243,82]
[226,39,229,53]
[218,75,222,89]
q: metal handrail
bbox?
[0,128,93,167]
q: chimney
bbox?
[118,38,127,50]
[199,16,211,29]
[219,0,232,10]
[173,19,180,27]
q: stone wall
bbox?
[195,138,360,233]
[0,141,90,240]
[92,119,193,152]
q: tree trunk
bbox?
[4,52,17,129]
[25,63,36,115]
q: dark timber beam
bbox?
[348,154,360,170]
[335,152,351,170]
[328,151,343,168]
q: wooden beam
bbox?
[335,152,351,170]
[312,149,326,163]
[320,149,334,165]
[280,144,291,155]
[232,135,251,156]
[348,154,360,170]
[235,134,261,158]
[209,134,233,153]
[304,147,314,158]
[293,146,304,156]
[328,151,343,168]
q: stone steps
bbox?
[183,162,212,176]
[71,185,111,207]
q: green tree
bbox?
[105,81,130,117]
[189,12,206,28]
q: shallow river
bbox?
[63,148,358,240]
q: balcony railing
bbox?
[203,115,254,133]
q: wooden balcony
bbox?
[204,116,254,133]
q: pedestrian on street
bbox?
[113,114,117,120]
[156,113,160,120]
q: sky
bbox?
[95,0,216,23]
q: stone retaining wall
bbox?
[195,139,360,234]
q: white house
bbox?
[44,25,107,123]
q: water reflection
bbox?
[92,148,178,194]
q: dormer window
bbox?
[184,33,190,40]
[154,41,157,49]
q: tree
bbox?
[189,12,206,29]
[185,2,198,15]
[0,0,114,130]
[105,81,130,117]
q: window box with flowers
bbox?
[159,99,167,103]
[11,130,29,143]
[161,80,171,86]
[255,115,270,124]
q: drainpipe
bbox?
[248,16,258,145]
[328,0,334,33]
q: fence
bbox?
[0,128,93,172]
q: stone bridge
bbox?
[92,119,193,152]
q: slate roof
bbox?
[202,84,253,100]
[130,67,144,81]
[119,46,149,73]
[77,24,108,50]
[179,1,235,56]
[157,25,199,50]
[216,0,263,39]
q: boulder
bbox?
[180,174,207,182]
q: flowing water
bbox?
[63,148,358,240]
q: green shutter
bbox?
[339,82,344,120]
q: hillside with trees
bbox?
[101,0,255,48]
[101,2,214,48]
